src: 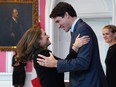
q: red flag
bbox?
[31,78,41,87]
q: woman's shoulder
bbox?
[36,49,51,55]
[33,49,51,64]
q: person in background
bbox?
[37,2,108,87]
[12,52,27,87]
[15,25,89,87]
[2,8,24,46]
[102,24,116,87]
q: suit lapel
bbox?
[70,19,83,51]
[73,19,83,32]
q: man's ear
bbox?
[65,12,70,18]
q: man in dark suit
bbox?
[1,8,24,46]
[37,2,108,87]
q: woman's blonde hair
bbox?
[103,24,116,33]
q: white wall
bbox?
[0,73,32,87]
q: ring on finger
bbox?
[42,62,45,66]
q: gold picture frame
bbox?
[0,0,38,51]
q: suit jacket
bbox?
[105,44,116,87]
[57,19,107,87]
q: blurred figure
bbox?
[102,24,116,87]
[12,52,27,87]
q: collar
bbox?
[70,18,80,32]
[12,17,17,23]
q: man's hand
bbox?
[37,52,58,68]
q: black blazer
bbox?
[33,49,77,87]
[33,49,64,87]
